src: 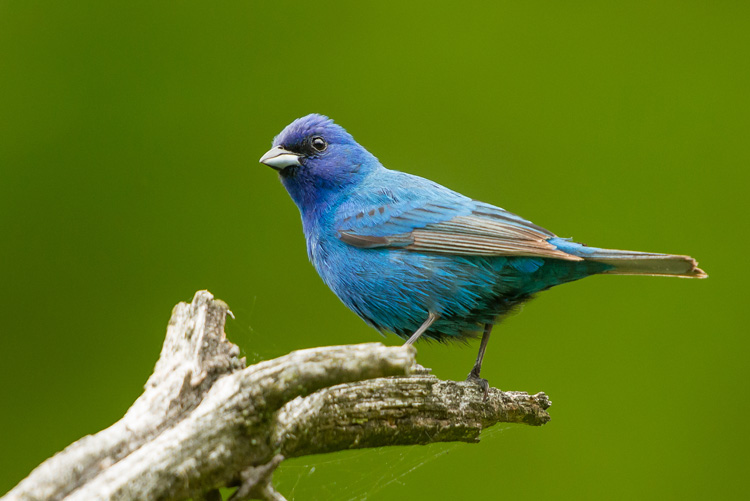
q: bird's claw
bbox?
[466,369,490,401]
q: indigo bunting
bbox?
[260,114,706,397]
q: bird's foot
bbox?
[466,368,490,402]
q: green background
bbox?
[1,1,747,499]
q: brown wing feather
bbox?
[340,213,582,261]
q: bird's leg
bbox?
[404,311,439,345]
[467,323,493,401]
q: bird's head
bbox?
[259,114,379,211]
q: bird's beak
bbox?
[259,146,302,170]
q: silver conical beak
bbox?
[259,146,302,170]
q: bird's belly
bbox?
[310,239,556,341]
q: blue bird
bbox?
[259,114,706,397]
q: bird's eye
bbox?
[311,136,327,152]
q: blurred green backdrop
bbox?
[1,1,748,499]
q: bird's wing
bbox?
[336,199,582,261]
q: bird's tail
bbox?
[548,237,707,278]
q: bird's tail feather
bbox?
[589,249,707,278]
[548,238,707,278]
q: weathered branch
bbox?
[3,291,551,501]
[276,377,550,458]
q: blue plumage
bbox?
[259,114,706,394]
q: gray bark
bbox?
[3,291,551,501]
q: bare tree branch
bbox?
[275,377,550,459]
[3,291,551,501]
